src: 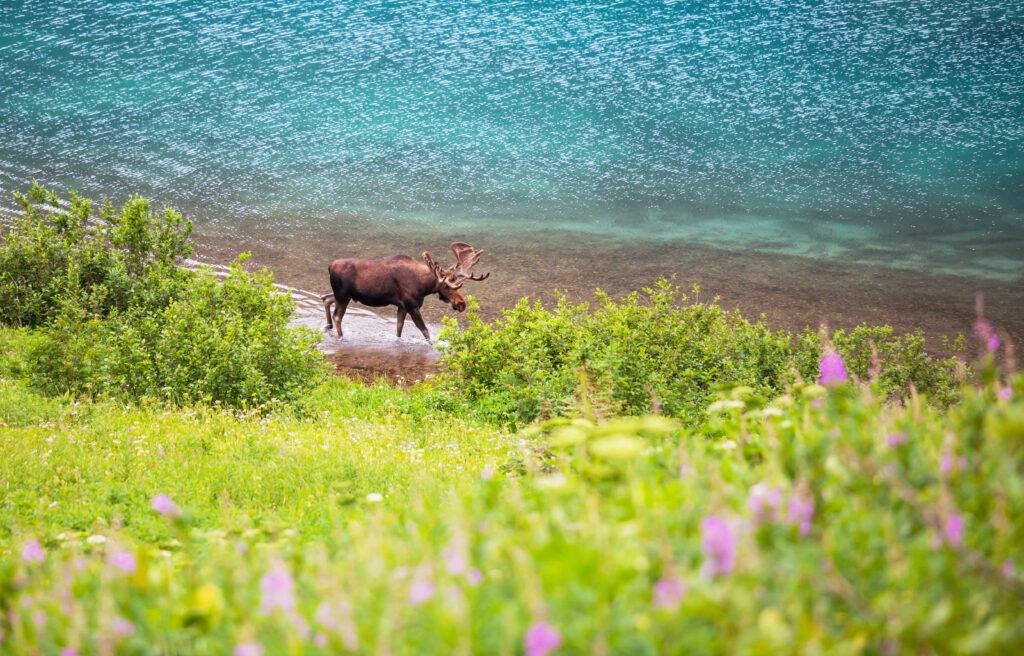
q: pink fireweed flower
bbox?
[60,649,79,656]
[787,493,815,537]
[524,620,562,656]
[940,452,954,475]
[22,539,45,564]
[1002,559,1015,580]
[111,617,134,637]
[234,642,263,656]
[108,549,137,574]
[818,350,849,386]
[700,515,737,576]
[466,568,484,586]
[408,577,436,605]
[652,576,686,610]
[885,432,907,447]
[973,317,1000,353]
[443,544,468,576]
[748,483,783,525]
[150,494,181,518]
[314,599,358,651]
[944,512,964,548]
[259,562,296,614]
[998,386,1013,401]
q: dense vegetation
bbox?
[0,183,325,409]
[1,185,1019,654]
[438,281,963,427]
[1,347,1020,654]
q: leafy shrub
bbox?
[24,258,326,409]
[0,183,325,408]
[0,181,192,327]
[793,324,964,406]
[439,279,963,427]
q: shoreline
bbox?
[195,223,1023,355]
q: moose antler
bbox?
[422,251,453,280]
[445,242,490,288]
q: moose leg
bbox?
[321,293,335,330]
[332,297,350,338]
[408,307,430,341]
[396,308,407,337]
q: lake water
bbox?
[1,0,1022,341]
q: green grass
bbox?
[0,376,511,546]
[1,348,1022,654]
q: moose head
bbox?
[422,242,491,312]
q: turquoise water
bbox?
[1,0,1022,280]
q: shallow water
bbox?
[1,0,1023,364]
[1,0,1022,281]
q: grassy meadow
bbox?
[1,185,1022,655]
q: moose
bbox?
[322,242,490,340]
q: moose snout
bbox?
[452,299,467,312]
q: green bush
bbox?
[0,183,325,409]
[24,259,326,408]
[439,279,963,427]
[793,324,964,406]
[0,181,192,327]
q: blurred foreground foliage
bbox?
[0,353,1020,654]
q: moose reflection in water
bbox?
[322,242,490,341]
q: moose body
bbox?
[324,243,489,340]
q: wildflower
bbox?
[944,512,964,548]
[973,317,1000,353]
[998,386,1013,401]
[234,642,263,656]
[818,350,848,386]
[365,492,383,503]
[524,620,562,656]
[748,483,782,525]
[86,535,107,546]
[885,432,907,447]
[151,494,181,518]
[314,599,358,651]
[443,542,468,575]
[260,562,296,614]
[408,577,436,605]
[22,539,45,564]
[466,568,484,586]
[60,648,79,656]
[314,633,328,648]
[290,613,311,639]
[111,617,134,637]
[109,549,137,574]
[700,515,737,576]
[940,452,954,475]
[1002,559,1014,580]
[652,577,686,610]
[787,492,815,537]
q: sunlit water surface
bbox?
[1,0,1022,280]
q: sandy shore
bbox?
[197,222,1023,382]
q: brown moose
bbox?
[322,242,490,340]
